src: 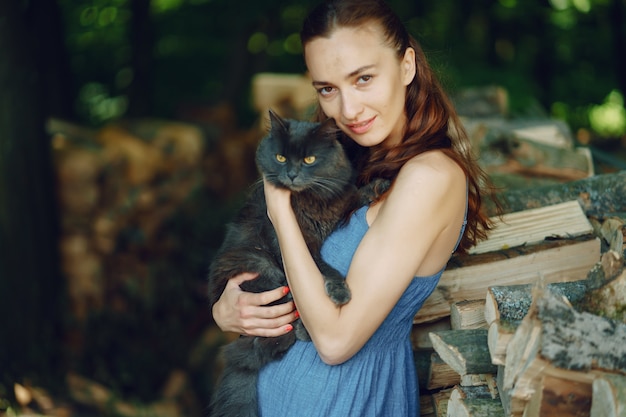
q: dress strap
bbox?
[451,180,469,253]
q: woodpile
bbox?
[50,118,207,326]
[414,177,626,416]
[41,109,263,416]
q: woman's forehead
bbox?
[304,25,392,80]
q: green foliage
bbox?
[57,0,624,136]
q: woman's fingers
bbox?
[242,308,298,337]
[238,285,291,312]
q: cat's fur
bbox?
[207,110,360,417]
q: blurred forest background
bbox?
[1,0,625,415]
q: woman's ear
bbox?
[401,47,417,86]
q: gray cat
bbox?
[207,110,360,417]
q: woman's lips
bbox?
[346,116,375,135]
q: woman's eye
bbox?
[276,154,286,163]
[303,156,316,165]
[318,86,335,97]
[357,75,372,84]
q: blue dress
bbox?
[257,205,465,416]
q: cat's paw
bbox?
[294,321,311,341]
[325,280,351,305]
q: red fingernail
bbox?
[294,310,300,318]
[282,286,290,295]
[285,324,293,332]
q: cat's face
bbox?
[256,111,354,198]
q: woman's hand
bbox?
[211,272,297,336]
[263,177,292,226]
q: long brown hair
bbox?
[300,0,500,252]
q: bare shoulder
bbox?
[393,151,465,197]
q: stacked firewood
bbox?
[411,177,626,416]
[51,118,207,325]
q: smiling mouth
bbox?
[346,117,375,134]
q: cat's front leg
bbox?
[316,257,351,305]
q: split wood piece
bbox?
[463,117,574,151]
[251,72,316,120]
[496,365,525,417]
[429,330,497,377]
[487,321,514,367]
[590,373,626,417]
[415,235,601,323]
[481,137,593,182]
[524,374,592,417]
[446,385,504,417]
[453,85,509,118]
[420,394,436,417]
[589,216,625,254]
[432,388,454,417]
[412,317,452,349]
[414,348,433,390]
[582,268,626,323]
[427,351,461,390]
[485,170,626,217]
[67,373,181,417]
[460,374,497,394]
[483,249,622,328]
[503,289,626,413]
[469,200,593,255]
[451,300,487,330]
[484,280,589,365]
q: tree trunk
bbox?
[0,0,64,388]
[127,0,154,117]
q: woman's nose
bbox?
[340,90,363,120]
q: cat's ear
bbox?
[319,117,340,136]
[268,109,287,133]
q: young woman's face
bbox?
[304,23,416,147]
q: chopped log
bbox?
[487,321,514,366]
[414,348,431,389]
[412,317,452,349]
[524,374,592,417]
[503,289,626,414]
[453,85,509,118]
[582,268,626,323]
[496,365,524,417]
[590,373,626,417]
[450,300,487,330]
[485,170,626,217]
[67,373,181,417]
[251,72,316,120]
[429,330,497,377]
[420,394,436,417]
[428,351,461,390]
[484,279,590,326]
[432,388,454,417]
[589,216,625,254]
[481,137,592,181]
[460,374,497,392]
[416,235,601,323]
[446,385,504,417]
[485,250,624,365]
[468,200,593,255]
[535,293,626,373]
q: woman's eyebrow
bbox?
[311,65,376,87]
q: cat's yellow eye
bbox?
[303,156,316,165]
[275,154,286,163]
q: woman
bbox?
[212,0,497,414]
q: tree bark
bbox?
[487,170,626,217]
[126,0,154,117]
[0,0,64,387]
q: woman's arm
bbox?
[212,272,297,336]
[265,152,467,364]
